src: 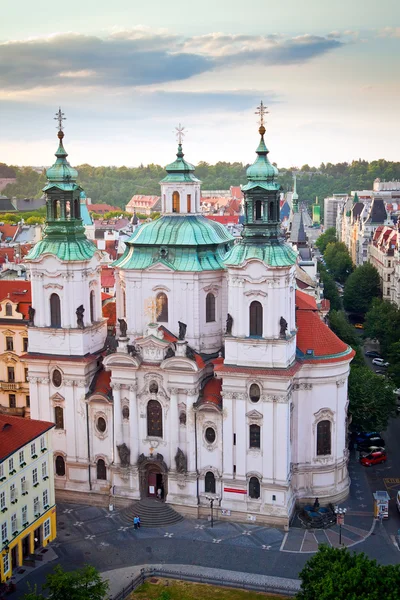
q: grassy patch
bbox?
[130,578,290,600]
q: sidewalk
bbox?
[101,563,301,598]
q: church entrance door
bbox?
[138,455,168,500]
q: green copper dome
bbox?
[224,239,297,268]
[244,125,278,188]
[44,131,79,191]
[160,144,201,184]
[114,215,234,271]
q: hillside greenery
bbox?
[2,159,400,210]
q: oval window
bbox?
[249,383,261,403]
[97,417,106,433]
[205,427,216,444]
[52,369,62,388]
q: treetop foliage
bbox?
[323,242,353,284]
[297,545,400,600]
[2,158,400,210]
[343,263,381,314]
[23,564,109,600]
[315,227,337,253]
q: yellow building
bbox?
[0,282,31,418]
[0,414,56,582]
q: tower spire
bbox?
[292,173,299,213]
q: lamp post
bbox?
[334,506,347,545]
[205,495,220,528]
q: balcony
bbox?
[0,406,25,417]
[0,382,19,391]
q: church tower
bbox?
[217,104,298,523]
[25,110,107,492]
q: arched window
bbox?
[50,293,61,328]
[122,290,126,318]
[255,200,262,220]
[5,303,12,317]
[54,406,64,430]
[96,459,107,480]
[249,301,262,337]
[249,384,260,403]
[55,455,65,477]
[147,400,163,437]
[90,290,95,323]
[172,191,180,213]
[74,198,80,219]
[156,293,168,323]
[205,471,216,494]
[249,424,260,448]
[249,476,260,499]
[269,201,274,221]
[206,293,216,323]
[187,194,191,213]
[317,420,331,456]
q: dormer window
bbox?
[5,303,12,317]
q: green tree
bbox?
[318,266,341,311]
[297,545,400,600]
[363,298,400,354]
[323,242,353,283]
[348,365,396,431]
[25,216,45,224]
[23,564,109,600]
[343,263,381,314]
[388,342,400,388]
[328,310,359,347]
[315,227,337,253]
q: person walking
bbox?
[137,515,141,529]
[133,516,138,530]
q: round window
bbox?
[97,417,106,433]
[122,406,129,420]
[52,369,62,388]
[249,383,261,403]
[205,427,216,444]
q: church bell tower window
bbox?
[90,291,95,323]
[172,191,180,213]
[50,293,61,328]
[206,293,216,323]
[249,301,263,337]
[156,293,168,323]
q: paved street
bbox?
[10,443,400,600]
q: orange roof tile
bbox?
[159,326,205,368]
[0,223,18,242]
[0,414,54,460]
[296,307,349,359]
[101,266,115,288]
[90,369,111,397]
[295,289,318,311]
[200,377,222,407]
[0,281,31,319]
[88,203,115,213]
[102,299,116,330]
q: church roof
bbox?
[198,377,222,408]
[0,414,54,461]
[114,215,234,272]
[160,143,200,184]
[224,239,297,268]
[366,198,387,224]
[289,211,307,244]
[89,369,112,399]
[0,281,31,320]
[26,237,97,262]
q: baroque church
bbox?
[24,109,354,527]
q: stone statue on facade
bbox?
[118,318,128,338]
[175,448,187,473]
[165,346,175,359]
[186,346,196,361]
[28,306,35,326]
[178,321,187,340]
[117,443,130,467]
[226,313,233,335]
[279,316,288,338]
[76,305,85,329]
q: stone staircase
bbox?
[120,498,184,528]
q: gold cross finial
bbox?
[175,123,186,145]
[54,107,66,132]
[255,101,268,127]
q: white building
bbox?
[323,194,348,230]
[24,115,354,528]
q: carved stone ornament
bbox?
[336,378,346,387]
[117,443,131,467]
[246,409,263,421]
[175,448,187,473]
[293,383,313,391]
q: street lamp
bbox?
[334,506,347,545]
[205,495,220,528]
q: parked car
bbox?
[372,358,389,367]
[354,323,364,329]
[375,370,387,376]
[360,450,387,466]
[359,445,386,457]
[358,437,386,451]
[365,351,382,358]
[354,431,381,444]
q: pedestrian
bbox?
[133,516,138,530]
[137,515,141,529]
[313,497,320,511]
[157,487,162,500]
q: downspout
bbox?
[194,410,199,509]
[86,403,92,491]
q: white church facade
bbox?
[24,110,354,528]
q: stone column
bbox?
[168,388,179,469]
[129,383,138,464]
[112,383,122,464]
[64,379,77,461]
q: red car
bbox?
[360,450,387,466]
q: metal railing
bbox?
[109,566,299,600]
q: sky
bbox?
[0,0,399,169]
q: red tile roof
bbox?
[90,369,111,397]
[102,299,116,330]
[230,186,243,199]
[200,377,222,407]
[295,289,318,311]
[0,281,31,319]
[0,414,54,460]
[126,195,160,211]
[101,266,115,288]
[0,223,19,242]
[88,203,115,214]
[160,326,206,368]
[206,215,239,225]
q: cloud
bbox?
[0,28,344,92]
[378,27,400,38]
